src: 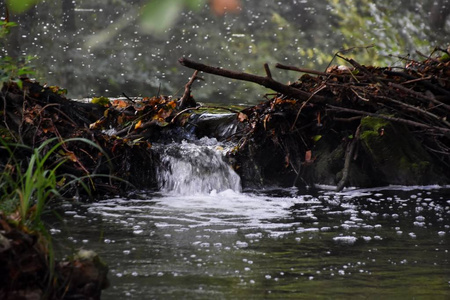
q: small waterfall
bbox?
[156,138,242,195]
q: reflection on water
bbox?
[54,186,450,299]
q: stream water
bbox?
[53,140,450,299]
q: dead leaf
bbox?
[65,151,78,162]
[135,120,143,130]
[237,112,248,122]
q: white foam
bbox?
[333,236,358,245]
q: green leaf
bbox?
[312,135,322,143]
[6,0,41,14]
[140,0,184,32]
[15,79,23,90]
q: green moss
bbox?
[360,116,390,133]
[91,96,110,106]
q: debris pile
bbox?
[179,52,450,189]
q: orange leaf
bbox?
[112,99,128,108]
[167,100,177,109]
[135,120,143,130]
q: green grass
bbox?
[0,137,106,227]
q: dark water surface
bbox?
[54,186,450,299]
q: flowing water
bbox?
[53,140,450,299]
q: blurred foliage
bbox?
[328,0,434,66]
[141,0,206,32]
[5,0,43,14]
[0,20,17,38]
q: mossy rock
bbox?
[359,116,444,185]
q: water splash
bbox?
[156,139,241,195]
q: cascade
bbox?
[156,138,242,195]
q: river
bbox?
[51,140,450,299]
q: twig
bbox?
[334,116,362,122]
[290,84,326,131]
[375,95,450,128]
[179,70,199,109]
[276,63,330,76]
[384,71,450,97]
[263,63,272,79]
[388,82,450,111]
[350,88,369,101]
[402,76,433,85]
[336,54,385,86]
[122,92,135,103]
[336,125,361,192]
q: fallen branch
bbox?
[178,57,333,104]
